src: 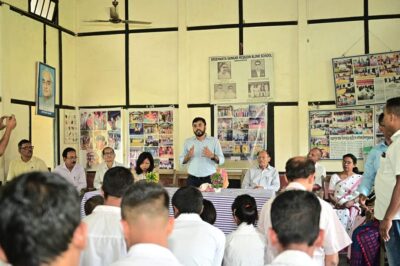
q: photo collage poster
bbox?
[128,108,174,170]
[215,104,267,161]
[63,110,79,144]
[79,108,123,170]
[209,53,274,104]
[333,51,400,108]
[309,108,375,159]
[374,104,385,145]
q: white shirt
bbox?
[93,161,124,189]
[53,162,87,192]
[314,162,327,187]
[242,165,280,191]
[168,213,225,266]
[111,243,182,266]
[80,205,126,266]
[223,223,265,266]
[375,129,400,220]
[258,182,351,266]
[266,250,318,266]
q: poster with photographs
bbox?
[215,104,267,161]
[333,51,400,107]
[210,53,274,104]
[309,108,375,159]
[63,110,79,144]
[128,107,174,170]
[374,104,385,145]
[79,108,123,170]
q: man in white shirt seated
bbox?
[53,147,86,193]
[168,186,225,266]
[111,182,181,266]
[93,147,124,189]
[242,150,280,191]
[307,148,326,191]
[80,167,133,266]
[258,156,351,266]
[266,190,323,266]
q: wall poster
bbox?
[209,53,274,104]
[333,51,400,107]
[79,108,123,170]
[36,62,56,117]
[309,108,375,160]
[63,110,79,144]
[215,104,267,161]
[128,107,175,170]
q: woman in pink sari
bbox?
[329,153,363,235]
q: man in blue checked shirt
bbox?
[179,117,225,187]
[358,113,392,207]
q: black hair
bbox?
[102,147,114,155]
[0,172,80,266]
[378,113,384,125]
[172,186,203,215]
[18,139,31,149]
[62,147,76,158]
[121,181,169,220]
[386,97,400,116]
[102,166,133,199]
[231,194,258,225]
[285,157,315,182]
[84,195,104,216]
[134,152,155,175]
[271,190,321,248]
[342,153,359,174]
[200,199,216,225]
[192,117,206,126]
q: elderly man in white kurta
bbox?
[242,150,280,191]
[53,147,86,192]
[93,147,124,189]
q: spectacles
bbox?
[21,146,34,150]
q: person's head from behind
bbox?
[84,195,105,216]
[134,152,155,175]
[200,199,216,225]
[41,69,53,98]
[102,166,133,201]
[18,139,34,160]
[285,156,315,191]
[384,96,400,136]
[172,186,203,217]
[0,172,86,266]
[307,148,322,163]
[121,181,173,248]
[269,190,323,255]
[231,194,258,226]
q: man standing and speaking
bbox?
[179,117,225,187]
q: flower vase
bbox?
[214,187,222,193]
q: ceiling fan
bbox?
[85,0,151,25]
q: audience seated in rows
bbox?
[80,166,133,266]
[169,186,225,266]
[223,194,265,266]
[111,182,181,266]
[0,171,86,266]
[258,156,351,266]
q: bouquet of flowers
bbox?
[145,172,159,183]
[211,172,224,189]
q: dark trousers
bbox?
[187,175,211,187]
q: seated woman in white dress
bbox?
[223,194,265,266]
[132,152,155,182]
[328,153,363,235]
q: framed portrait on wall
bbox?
[36,62,56,117]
